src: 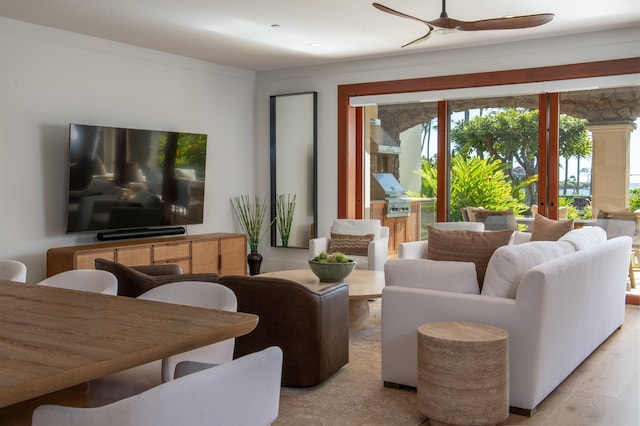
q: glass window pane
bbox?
[560,86,640,219]
[364,103,437,245]
[448,96,539,228]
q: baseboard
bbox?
[96,227,186,241]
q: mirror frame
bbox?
[270,91,318,248]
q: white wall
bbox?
[1,16,638,279]
[254,27,640,271]
[0,18,256,281]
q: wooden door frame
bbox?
[337,57,640,304]
[337,57,640,218]
[537,93,561,219]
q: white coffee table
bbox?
[258,269,385,329]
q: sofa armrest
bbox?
[379,226,390,239]
[367,237,389,271]
[384,258,479,294]
[397,240,428,259]
[309,237,330,258]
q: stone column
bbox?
[588,122,635,215]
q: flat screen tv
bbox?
[66,124,207,236]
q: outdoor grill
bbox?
[371,173,411,218]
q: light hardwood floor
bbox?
[504,304,639,425]
[275,302,640,426]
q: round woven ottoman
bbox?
[417,322,509,426]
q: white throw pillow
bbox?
[482,241,575,298]
[559,227,607,251]
[384,258,480,294]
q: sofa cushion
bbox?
[384,258,480,294]
[328,233,374,256]
[426,226,513,289]
[482,241,575,298]
[530,214,574,241]
[558,226,607,251]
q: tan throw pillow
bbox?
[530,214,574,241]
[426,226,513,289]
[328,233,374,256]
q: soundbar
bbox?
[96,227,186,241]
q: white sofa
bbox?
[382,227,632,414]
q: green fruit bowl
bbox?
[308,259,356,283]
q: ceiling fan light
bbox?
[432,28,456,35]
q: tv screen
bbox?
[66,124,207,234]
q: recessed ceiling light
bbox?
[309,43,322,48]
[271,24,280,28]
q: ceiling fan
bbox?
[373,0,554,47]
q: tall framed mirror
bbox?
[270,92,317,248]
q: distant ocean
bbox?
[570,182,639,194]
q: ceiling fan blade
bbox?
[401,32,434,48]
[374,0,553,48]
[455,13,554,31]
[372,3,433,28]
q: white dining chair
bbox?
[0,259,27,282]
[33,346,283,426]
[38,269,118,295]
[89,281,238,406]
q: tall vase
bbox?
[247,250,263,276]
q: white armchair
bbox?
[309,219,389,271]
[33,346,283,426]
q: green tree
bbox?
[630,188,640,212]
[450,108,591,204]
[413,153,526,222]
[559,115,591,195]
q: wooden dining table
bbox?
[0,280,258,425]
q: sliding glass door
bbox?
[361,86,638,237]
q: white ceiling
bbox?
[1,0,638,72]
